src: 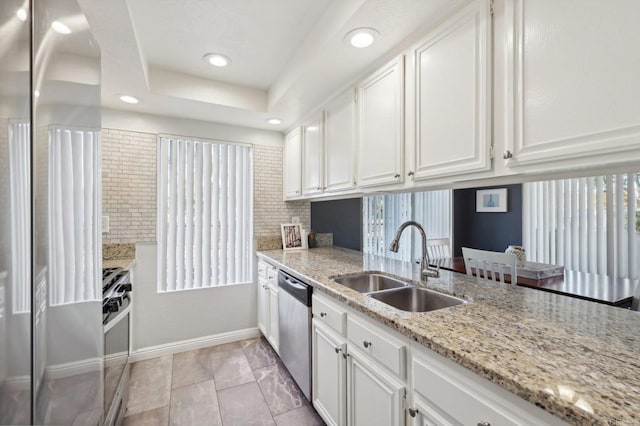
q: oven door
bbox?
[104,297,130,423]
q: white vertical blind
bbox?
[48,127,101,305]
[363,190,451,261]
[8,122,31,313]
[523,174,639,279]
[157,136,253,292]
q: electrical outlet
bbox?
[102,216,109,233]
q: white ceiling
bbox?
[77,0,468,131]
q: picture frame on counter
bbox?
[281,224,307,251]
[476,188,508,212]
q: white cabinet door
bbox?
[357,56,405,188]
[284,127,302,199]
[302,116,324,195]
[324,93,356,193]
[257,280,269,337]
[312,320,346,426]
[504,0,640,169]
[410,393,455,426]
[267,286,279,352]
[410,0,492,180]
[347,347,405,426]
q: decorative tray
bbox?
[518,261,564,280]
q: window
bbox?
[48,126,102,305]
[363,190,452,262]
[523,173,639,279]
[157,135,253,292]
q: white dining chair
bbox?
[427,238,451,260]
[462,247,518,285]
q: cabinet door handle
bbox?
[477,422,491,426]
[503,150,513,159]
[407,170,414,177]
[317,186,322,190]
[363,341,372,348]
[322,186,327,190]
[394,174,400,178]
[320,312,327,317]
[334,347,341,354]
[408,408,419,418]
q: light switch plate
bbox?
[102,216,109,233]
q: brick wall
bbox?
[102,128,157,243]
[101,128,310,244]
[254,144,310,237]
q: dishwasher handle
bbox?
[278,271,312,306]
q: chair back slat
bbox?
[462,247,517,285]
[427,238,451,260]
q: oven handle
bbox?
[104,303,131,334]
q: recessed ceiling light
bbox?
[344,28,379,48]
[203,53,231,67]
[119,95,140,104]
[266,118,282,125]
[51,21,72,34]
[16,8,27,22]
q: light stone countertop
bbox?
[257,247,640,425]
[102,258,136,271]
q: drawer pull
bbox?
[394,173,400,178]
[477,422,491,426]
[334,347,341,354]
[267,275,274,280]
[363,341,372,348]
[320,312,327,317]
[408,408,419,418]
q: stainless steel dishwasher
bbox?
[278,270,312,400]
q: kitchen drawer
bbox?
[347,315,405,378]
[266,265,277,287]
[312,293,346,335]
[411,348,556,426]
[258,260,268,280]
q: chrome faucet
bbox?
[388,221,440,280]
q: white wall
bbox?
[132,243,257,350]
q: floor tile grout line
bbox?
[253,364,278,424]
[168,353,174,426]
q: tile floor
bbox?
[123,337,325,425]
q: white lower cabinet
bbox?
[257,260,279,354]
[311,293,565,426]
[312,320,346,426]
[267,286,279,352]
[257,278,269,336]
[347,347,405,426]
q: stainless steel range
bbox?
[102,267,132,426]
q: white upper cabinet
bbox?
[324,93,356,193]
[409,0,492,181]
[357,55,405,188]
[283,127,302,199]
[302,115,324,195]
[503,0,640,169]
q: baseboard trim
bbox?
[45,357,103,380]
[130,327,261,363]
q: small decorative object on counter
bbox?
[505,245,526,267]
[308,229,318,248]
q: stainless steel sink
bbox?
[333,273,409,293]
[369,287,466,312]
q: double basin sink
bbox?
[333,272,466,313]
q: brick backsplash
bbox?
[102,128,157,243]
[102,128,310,244]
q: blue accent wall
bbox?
[311,198,362,251]
[453,184,523,256]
